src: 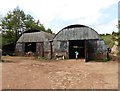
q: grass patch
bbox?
[103,57,112,62]
[101,35,114,48]
[37,56,57,62]
[89,56,112,62]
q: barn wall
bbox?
[16,41,52,58]
[53,39,108,60]
[15,42,25,55]
[53,40,69,58]
[36,41,52,59]
[87,39,108,60]
[44,41,51,59]
[36,42,44,56]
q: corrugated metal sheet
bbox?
[52,24,108,61]
[54,26,102,40]
[16,24,109,61]
[15,43,25,55]
[87,40,108,60]
[17,31,54,42]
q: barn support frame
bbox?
[85,40,88,62]
[50,41,53,59]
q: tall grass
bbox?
[101,35,114,48]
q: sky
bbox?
[0,0,119,34]
[119,1,120,20]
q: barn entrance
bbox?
[25,42,36,52]
[69,40,85,59]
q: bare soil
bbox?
[1,56,118,89]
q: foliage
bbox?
[46,28,53,34]
[100,34,114,48]
[2,30,16,45]
[117,33,120,46]
[117,20,120,56]
[117,23,120,46]
[1,7,53,47]
[118,20,120,32]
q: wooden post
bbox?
[85,40,86,62]
[50,40,53,59]
[85,40,88,62]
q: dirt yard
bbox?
[1,56,118,89]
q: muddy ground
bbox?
[1,56,118,89]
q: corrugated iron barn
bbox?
[15,31,54,58]
[52,24,108,61]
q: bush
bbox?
[0,60,4,62]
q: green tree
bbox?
[1,7,26,42]
[1,7,53,46]
[2,30,16,45]
[24,14,45,31]
[46,28,53,34]
[118,32,120,46]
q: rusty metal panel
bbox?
[87,39,108,60]
[15,43,25,55]
[44,41,51,58]
[53,40,69,58]
[36,42,44,57]
[96,40,108,53]
[44,41,50,51]
[59,41,68,52]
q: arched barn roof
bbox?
[53,24,102,40]
[17,31,54,43]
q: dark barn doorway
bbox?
[25,42,36,52]
[69,40,85,59]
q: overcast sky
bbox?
[0,0,119,34]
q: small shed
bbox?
[52,24,108,61]
[15,31,54,58]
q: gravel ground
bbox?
[1,56,118,89]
